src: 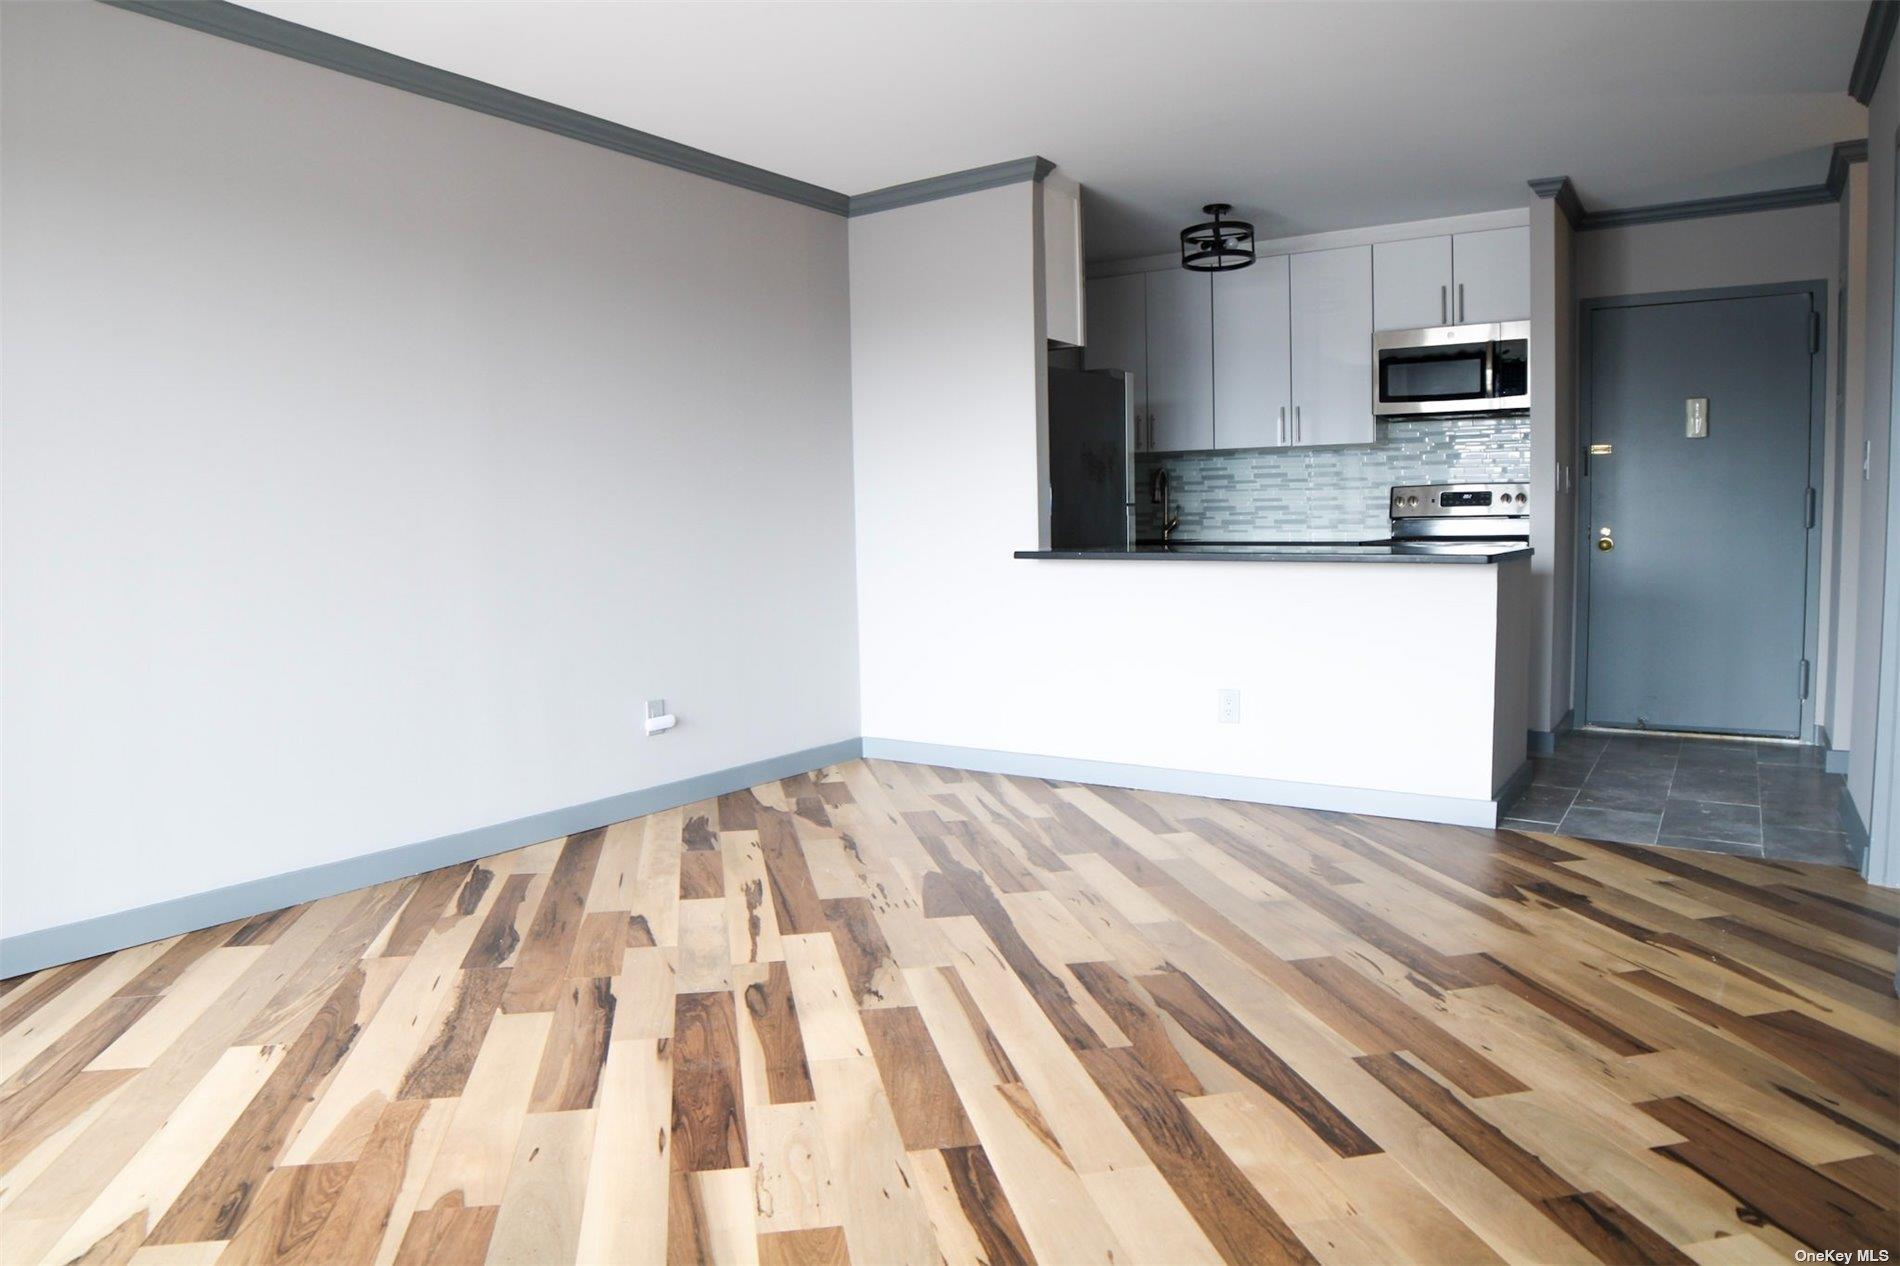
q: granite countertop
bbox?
[1014,540,1534,564]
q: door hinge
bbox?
[1800,658,1812,700]
[1811,310,1822,355]
[1806,486,1818,529]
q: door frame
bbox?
[1574,279,1829,741]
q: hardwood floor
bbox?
[2,758,1895,1265]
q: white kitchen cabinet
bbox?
[1041,174,1085,347]
[1372,236,1452,331]
[1082,272,1148,447]
[1211,254,1292,449]
[1450,226,1529,324]
[1144,268,1214,451]
[1289,245,1374,447]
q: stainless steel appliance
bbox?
[1373,321,1530,417]
[1047,367,1136,549]
[1385,481,1529,552]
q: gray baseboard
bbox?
[1825,747,1852,775]
[1527,708,1575,757]
[1494,760,1534,813]
[861,738,1506,829]
[1840,786,1871,873]
[0,738,862,979]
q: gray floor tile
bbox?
[1759,766,1847,831]
[1760,824,1854,866]
[1675,740,1759,772]
[1504,782,1578,826]
[1572,765,1674,812]
[1557,804,1662,845]
[1755,744,1826,769]
[1658,798,1762,846]
[1656,834,1766,859]
[1532,754,1596,786]
[1667,762,1760,806]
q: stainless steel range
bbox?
[1383,482,1529,550]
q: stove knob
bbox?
[1406,495,1419,507]
[1516,492,1527,504]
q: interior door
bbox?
[1144,269,1214,451]
[1584,289,1816,736]
[1211,254,1292,449]
[1289,245,1374,447]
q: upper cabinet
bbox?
[1212,255,1293,449]
[1372,236,1452,331]
[1040,174,1086,348]
[1290,246,1375,448]
[1450,227,1530,325]
[1083,272,1147,444]
[1372,225,1529,330]
[1144,269,1214,452]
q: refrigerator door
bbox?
[1048,368,1133,549]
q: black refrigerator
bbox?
[1047,367,1135,549]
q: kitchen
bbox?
[1012,188,1543,825]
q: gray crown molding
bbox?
[1555,140,1868,231]
[847,157,1056,217]
[97,0,852,214]
[1828,138,1870,197]
[1527,176,1584,227]
[1850,0,1899,104]
[96,1,1058,221]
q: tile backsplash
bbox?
[1134,414,1531,541]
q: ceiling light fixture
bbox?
[1180,203,1255,272]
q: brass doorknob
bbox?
[1597,536,1614,551]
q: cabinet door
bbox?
[1289,245,1374,448]
[1144,269,1214,451]
[1212,253,1292,449]
[1372,235,1451,331]
[1041,176,1084,347]
[1452,226,1530,324]
[1082,272,1147,445]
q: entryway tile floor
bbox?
[1500,730,1855,866]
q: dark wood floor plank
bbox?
[379,863,475,958]
[823,896,900,1008]
[150,966,367,1243]
[1140,965,1380,1157]
[1356,1051,1576,1203]
[941,1144,1036,1266]
[1453,952,1655,1056]
[741,960,815,1104]
[502,828,607,1013]
[530,976,616,1112]
[670,990,749,1172]
[392,1195,499,1266]
[397,967,508,1101]
[1538,1192,1694,1265]
[1638,1096,1895,1250]
[0,958,102,1034]
[212,1160,355,1266]
[861,1006,978,1150]
[1296,957,1528,1098]
[460,871,534,970]
[1080,1045,1319,1265]
[760,808,828,934]
[1070,960,1205,1096]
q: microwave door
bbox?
[1376,342,1488,415]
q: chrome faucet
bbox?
[1150,468,1180,544]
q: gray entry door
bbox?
[1584,289,1816,737]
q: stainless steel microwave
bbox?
[1373,321,1530,417]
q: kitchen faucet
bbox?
[1150,468,1180,544]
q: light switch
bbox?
[1685,397,1709,439]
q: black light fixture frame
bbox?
[1180,203,1255,272]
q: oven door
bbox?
[1373,321,1530,416]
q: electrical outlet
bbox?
[1218,688,1241,724]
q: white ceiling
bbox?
[240,1,1870,260]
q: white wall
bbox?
[850,184,1525,811]
[0,2,860,938]
[1827,165,1869,754]
[1851,68,1899,883]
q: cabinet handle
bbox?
[1457,283,1465,323]
[1278,406,1287,445]
[1440,285,1448,325]
[1294,405,1302,444]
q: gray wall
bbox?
[0,2,860,937]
